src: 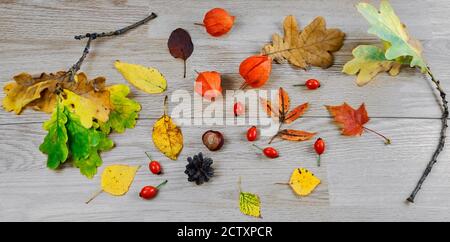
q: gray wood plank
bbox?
[1,117,449,221]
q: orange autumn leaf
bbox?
[326,102,369,136]
[278,87,290,117]
[278,129,316,141]
[285,103,309,124]
[260,97,277,117]
[260,87,308,124]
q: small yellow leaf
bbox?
[239,192,261,218]
[152,96,183,160]
[101,165,140,196]
[61,89,110,128]
[289,168,320,196]
[114,60,167,94]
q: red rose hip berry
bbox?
[139,180,168,200]
[314,138,325,167]
[294,79,321,90]
[145,152,162,174]
[246,126,258,141]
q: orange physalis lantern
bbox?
[195,71,223,101]
[239,55,272,88]
[202,8,235,37]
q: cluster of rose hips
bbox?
[138,152,167,200]
[245,126,326,165]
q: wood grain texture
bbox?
[1,0,450,221]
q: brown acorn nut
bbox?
[202,130,224,151]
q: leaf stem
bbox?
[67,12,158,81]
[163,95,169,116]
[268,123,283,144]
[363,126,391,145]
[183,60,187,78]
[194,23,205,26]
[274,182,289,185]
[85,190,103,204]
[407,68,448,203]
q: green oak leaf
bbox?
[100,84,141,134]
[66,111,114,179]
[39,100,69,169]
[343,45,402,86]
[73,132,114,179]
[356,0,427,72]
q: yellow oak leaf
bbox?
[262,15,345,69]
[343,45,402,86]
[152,96,183,160]
[289,168,320,196]
[61,89,110,128]
[2,71,112,114]
[114,60,167,94]
[2,73,58,114]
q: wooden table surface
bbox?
[1,0,450,221]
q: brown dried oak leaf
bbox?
[262,15,345,69]
[3,71,111,115]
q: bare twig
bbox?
[66,12,158,81]
[74,12,158,40]
[407,68,449,203]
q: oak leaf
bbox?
[343,45,401,86]
[344,0,428,85]
[61,89,110,129]
[39,100,69,169]
[39,99,114,178]
[65,110,114,178]
[262,15,344,69]
[100,84,141,134]
[2,72,112,114]
[357,0,426,72]
[3,72,60,114]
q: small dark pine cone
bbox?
[185,152,214,185]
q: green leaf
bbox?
[100,84,141,134]
[39,100,69,169]
[356,0,427,71]
[66,110,114,179]
[343,45,402,86]
[239,192,261,218]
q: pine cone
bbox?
[185,152,214,185]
